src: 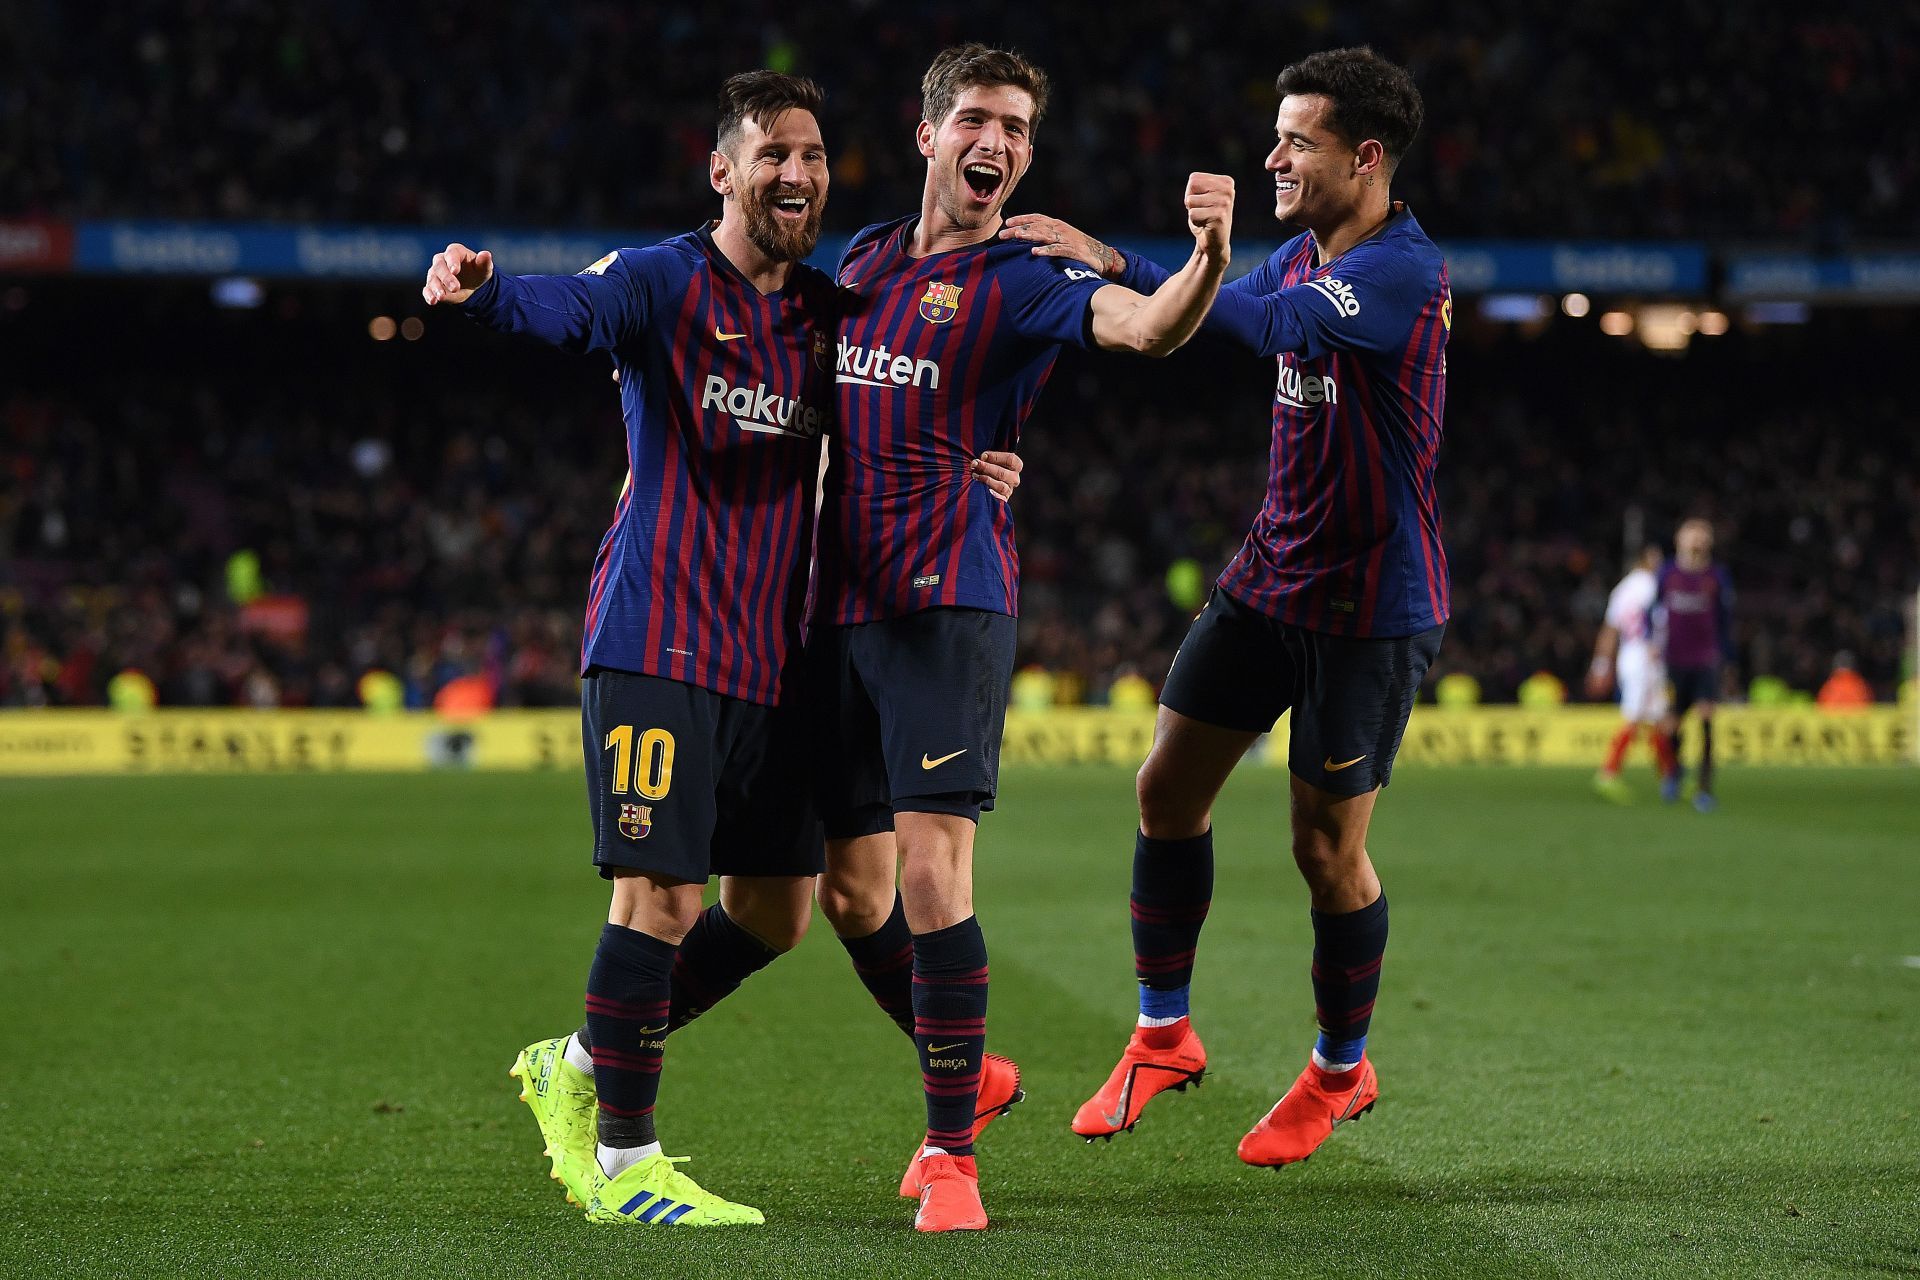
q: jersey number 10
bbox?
[604,725,676,799]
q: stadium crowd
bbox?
[2,300,1913,709]
[3,1,1914,241]
[5,5,1915,708]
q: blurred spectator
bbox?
[1815,653,1871,710]
[1434,671,1482,708]
[0,286,1914,709]
[1517,670,1568,709]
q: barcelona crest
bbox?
[617,803,653,840]
[812,328,832,371]
[919,281,964,324]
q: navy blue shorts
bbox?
[1668,665,1720,716]
[804,608,1018,838]
[1159,589,1443,796]
[580,668,823,882]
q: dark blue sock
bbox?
[667,904,780,1033]
[1131,830,1214,1030]
[838,893,916,1037]
[1310,894,1388,1071]
[585,923,677,1147]
[912,916,989,1156]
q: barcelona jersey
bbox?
[462,226,837,704]
[1127,205,1450,637]
[811,215,1110,624]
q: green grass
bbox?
[2,765,1917,1278]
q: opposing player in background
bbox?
[421,72,1024,1228]
[1587,544,1680,802]
[1658,518,1734,811]
[805,43,1234,1231]
[1005,46,1448,1167]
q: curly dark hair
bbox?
[716,70,826,158]
[1276,47,1423,169]
[921,43,1052,133]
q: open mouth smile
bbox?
[962,161,1005,204]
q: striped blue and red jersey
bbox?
[461,226,837,704]
[1655,561,1733,667]
[811,215,1108,625]
[1131,205,1450,637]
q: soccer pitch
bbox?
[3,765,1915,1278]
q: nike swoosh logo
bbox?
[921,749,967,770]
[634,1025,668,1035]
[1323,755,1367,772]
[925,1042,968,1054]
[1102,1065,1138,1129]
[713,327,747,342]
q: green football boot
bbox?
[508,1036,597,1207]
[584,1153,765,1226]
[1592,771,1633,805]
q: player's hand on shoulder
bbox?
[422,242,494,306]
[999,215,1123,279]
[971,450,1024,502]
[1184,173,1234,261]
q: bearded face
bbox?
[739,174,825,262]
[717,108,830,264]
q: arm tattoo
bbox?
[1091,238,1123,278]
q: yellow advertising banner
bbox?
[0,710,578,776]
[0,706,1909,776]
[1006,706,1916,768]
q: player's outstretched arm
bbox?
[422,243,645,354]
[1084,173,1234,357]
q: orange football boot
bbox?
[911,1152,987,1233]
[1236,1054,1378,1167]
[1070,1020,1207,1140]
[899,1052,1024,1197]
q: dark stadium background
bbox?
[3,1,1916,709]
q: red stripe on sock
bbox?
[1315,998,1377,1029]
[1130,900,1212,924]
[586,993,670,1015]
[1312,957,1382,983]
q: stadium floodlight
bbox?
[1561,292,1591,318]
[1635,305,1695,351]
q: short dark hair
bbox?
[921,43,1051,133]
[1275,47,1423,169]
[717,70,825,158]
